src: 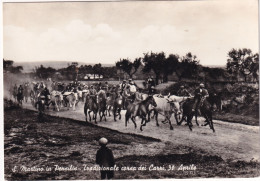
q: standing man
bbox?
[96,137,115,180]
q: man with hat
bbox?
[40,87,51,108]
[89,85,97,102]
[134,88,143,103]
[97,86,107,102]
[96,137,115,180]
[148,86,157,96]
[192,83,209,113]
[129,80,137,95]
[177,85,191,97]
[119,80,127,95]
[122,85,132,109]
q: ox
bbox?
[49,91,63,111]
[63,92,77,111]
[151,96,181,130]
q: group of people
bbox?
[11,77,210,115]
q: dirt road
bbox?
[22,102,260,162]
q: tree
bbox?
[3,59,14,69]
[102,66,117,79]
[35,65,56,79]
[227,48,258,82]
[142,52,166,85]
[115,58,141,79]
[163,54,180,82]
[175,52,201,81]
[93,63,104,79]
[3,59,23,74]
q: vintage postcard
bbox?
[2,0,260,180]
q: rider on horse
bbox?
[89,85,97,103]
[40,87,51,106]
[122,85,132,109]
[66,83,73,92]
[148,86,158,96]
[177,85,192,97]
[134,88,143,103]
[119,80,127,95]
[192,83,209,114]
[129,80,137,95]
[97,86,107,103]
[17,85,24,98]
[38,81,46,89]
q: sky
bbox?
[2,0,259,66]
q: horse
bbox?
[97,94,107,122]
[84,95,98,124]
[113,93,123,122]
[125,96,157,131]
[179,97,215,132]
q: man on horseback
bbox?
[97,86,107,100]
[38,81,46,89]
[134,88,143,103]
[89,85,97,103]
[40,87,51,107]
[17,85,24,103]
[177,85,191,97]
[34,82,39,92]
[192,83,209,114]
[66,83,73,92]
[129,80,137,94]
[119,80,127,95]
[148,86,158,96]
[122,85,133,109]
[147,76,155,94]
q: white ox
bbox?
[141,94,182,130]
[63,92,78,111]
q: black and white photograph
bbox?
[2,0,260,180]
